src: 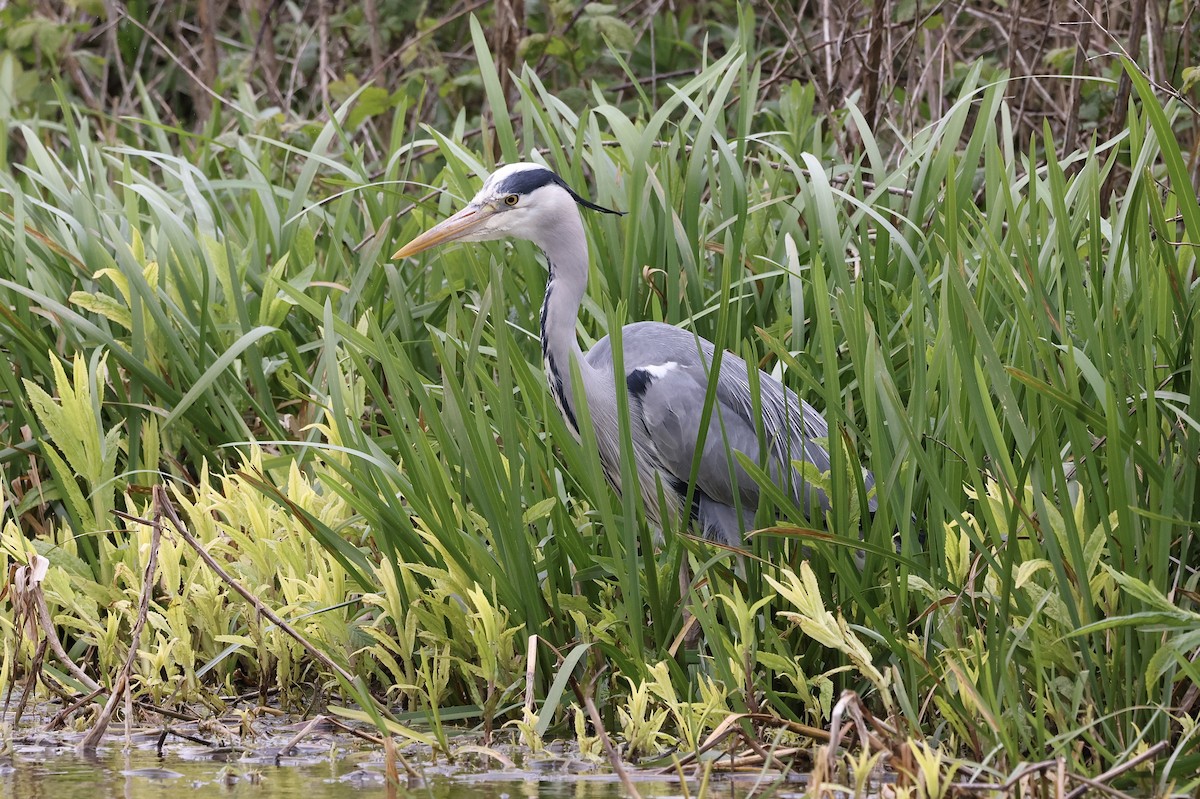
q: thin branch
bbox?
[147,492,358,686]
[78,488,164,752]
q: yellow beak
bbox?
[392,204,493,259]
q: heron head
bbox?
[392,163,622,258]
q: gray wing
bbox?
[634,348,834,517]
[587,322,865,527]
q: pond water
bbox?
[0,720,798,799]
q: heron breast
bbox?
[543,355,580,440]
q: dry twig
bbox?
[78,488,165,752]
[150,491,358,686]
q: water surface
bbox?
[1,723,791,799]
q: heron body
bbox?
[395,163,875,544]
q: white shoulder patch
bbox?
[641,361,679,379]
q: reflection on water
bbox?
[0,731,785,799]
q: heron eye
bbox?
[504,194,519,207]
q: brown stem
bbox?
[78,488,164,752]
[575,672,642,799]
[196,0,219,122]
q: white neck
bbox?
[536,205,591,431]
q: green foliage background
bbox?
[1,0,1199,792]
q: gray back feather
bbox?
[581,321,875,542]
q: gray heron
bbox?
[393,163,876,545]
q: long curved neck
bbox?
[536,215,590,434]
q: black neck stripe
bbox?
[496,167,625,216]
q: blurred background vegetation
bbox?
[2,0,1199,167]
[2,0,1199,791]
